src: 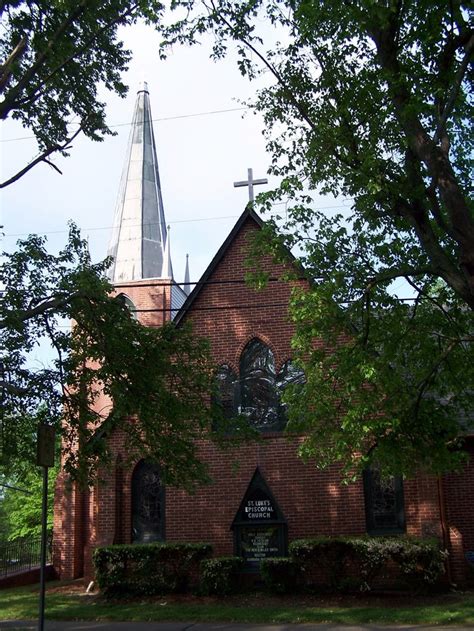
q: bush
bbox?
[260,557,300,594]
[290,536,360,591]
[93,542,212,597]
[200,557,243,595]
[289,536,447,593]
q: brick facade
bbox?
[53,211,474,584]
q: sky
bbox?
[1,22,285,285]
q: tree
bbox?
[160,0,474,476]
[0,0,164,187]
[0,226,223,489]
[0,467,57,542]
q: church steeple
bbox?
[184,254,191,295]
[107,82,169,282]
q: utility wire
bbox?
[113,276,313,289]
[2,202,353,239]
[1,106,249,143]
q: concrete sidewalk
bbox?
[1,622,471,631]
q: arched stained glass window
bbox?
[131,460,164,543]
[213,342,306,433]
[363,468,405,535]
[240,339,280,431]
[213,364,239,420]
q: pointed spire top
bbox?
[184,253,191,295]
[162,225,173,279]
[107,82,170,283]
[138,80,149,94]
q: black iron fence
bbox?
[0,535,52,577]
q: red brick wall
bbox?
[53,214,472,584]
[442,439,474,582]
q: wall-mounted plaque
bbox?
[231,467,287,571]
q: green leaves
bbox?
[0,1,166,185]
[0,225,219,489]
[159,0,473,477]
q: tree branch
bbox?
[0,379,29,396]
[0,124,84,188]
[207,0,318,134]
[14,3,140,111]
[0,1,88,117]
[0,36,27,92]
[433,32,474,146]
[412,340,458,420]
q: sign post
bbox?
[36,424,55,631]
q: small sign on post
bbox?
[36,424,55,468]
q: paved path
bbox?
[1,622,472,631]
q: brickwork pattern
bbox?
[53,214,473,583]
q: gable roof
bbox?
[173,205,264,325]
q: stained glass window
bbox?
[363,468,405,534]
[131,460,164,543]
[212,342,306,433]
[213,364,239,420]
[240,339,281,431]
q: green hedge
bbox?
[93,542,212,597]
[261,557,299,594]
[289,536,447,592]
[200,557,243,595]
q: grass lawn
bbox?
[1,581,474,625]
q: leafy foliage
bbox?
[289,536,447,592]
[0,467,57,542]
[200,556,243,595]
[260,557,299,594]
[0,226,220,488]
[93,542,213,597]
[160,0,474,476]
[0,0,165,186]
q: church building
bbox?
[53,85,474,585]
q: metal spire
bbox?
[184,253,191,295]
[161,225,173,279]
[107,82,169,282]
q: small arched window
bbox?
[131,460,164,543]
[116,293,137,319]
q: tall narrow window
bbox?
[240,339,280,431]
[213,364,239,420]
[131,460,164,543]
[363,468,405,535]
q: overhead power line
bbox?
[132,296,421,314]
[2,202,354,239]
[1,106,249,143]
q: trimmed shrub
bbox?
[289,536,447,592]
[260,557,300,594]
[93,542,212,597]
[290,536,360,591]
[200,556,243,595]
